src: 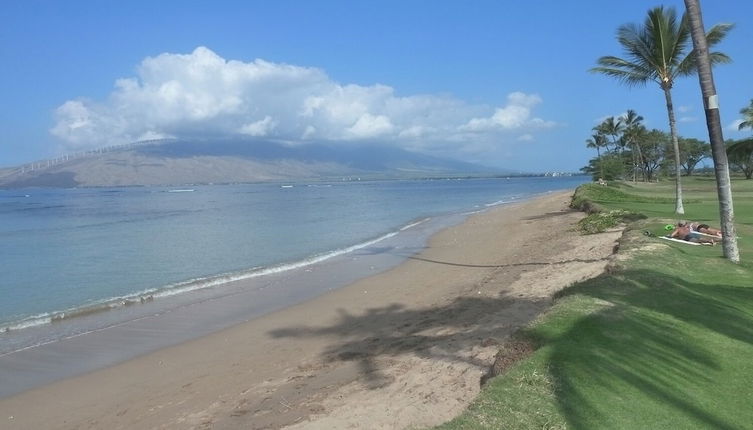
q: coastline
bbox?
[0,190,622,429]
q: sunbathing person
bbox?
[687,221,723,237]
[668,222,719,244]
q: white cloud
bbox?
[51,46,558,159]
[461,92,555,132]
[677,105,693,113]
[346,113,394,139]
[239,116,277,137]
[679,116,698,123]
[518,134,534,142]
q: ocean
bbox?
[0,177,586,359]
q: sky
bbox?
[1,0,752,172]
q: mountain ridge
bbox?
[1,139,509,188]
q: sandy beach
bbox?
[0,190,621,429]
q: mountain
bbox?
[0,139,502,188]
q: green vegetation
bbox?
[590,5,733,215]
[576,210,641,235]
[436,177,753,429]
[727,138,753,180]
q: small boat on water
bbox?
[280,185,294,188]
[167,189,195,193]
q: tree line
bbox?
[582,102,753,182]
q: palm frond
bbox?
[675,22,734,77]
[593,5,730,93]
[617,24,657,70]
[644,7,692,85]
[623,109,644,127]
[592,55,654,86]
[706,23,735,46]
[669,12,692,68]
[741,100,753,114]
[676,49,732,77]
[591,66,651,87]
[708,52,732,65]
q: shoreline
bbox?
[0,205,471,396]
[1,181,551,355]
[0,190,622,429]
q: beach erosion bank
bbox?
[0,190,622,429]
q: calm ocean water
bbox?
[0,177,586,345]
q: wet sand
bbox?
[0,190,622,429]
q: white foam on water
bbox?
[0,224,407,338]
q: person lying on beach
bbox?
[687,221,723,238]
[668,222,719,244]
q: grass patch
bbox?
[436,177,753,430]
[577,210,645,234]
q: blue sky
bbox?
[2,0,752,172]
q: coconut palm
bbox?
[684,0,739,262]
[591,6,733,215]
[739,99,753,133]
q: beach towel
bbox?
[659,236,706,246]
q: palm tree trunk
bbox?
[684,0,740,262]
[663,86,685,214]
[597,147,603,179]
[634,142,646,181]
[632,150,637,182]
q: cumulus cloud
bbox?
[461,92,555,132]
[51,46,557,158]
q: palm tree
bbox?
[585,134,605,158]
[621,109,645,181]
[739,99,753,133]
[684,0,739,262]
[595,117,624,153]
[591,6,733,215]
[586,133,607,179]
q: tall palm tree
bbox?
[591,6,733,215]
[684,0,739,263]
[739,99,753,133]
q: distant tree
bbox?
[678,137,711,175]
[585,133,607,158]
[739,99,753,133]
[621,110,646,181]
[727,138,753,179]
[591,6,733,214]
[595,116,624,153]
[581,153,625,181]
[638,129,669,182]
[585,133,608,178]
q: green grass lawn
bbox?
[436,177,753,430]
